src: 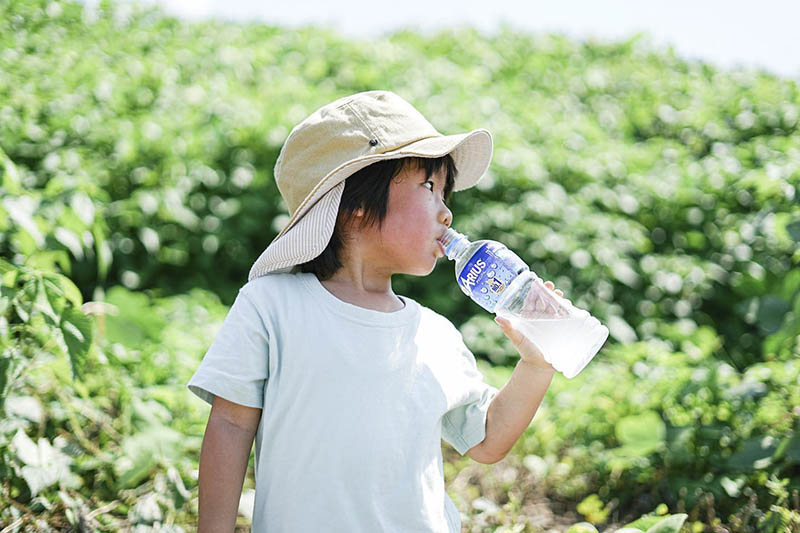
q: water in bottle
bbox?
[438,228,609,378]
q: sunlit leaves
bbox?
[10,429,81,496]
[1,1,799,529]
[59,307,93,380]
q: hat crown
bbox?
[274,91,440,214]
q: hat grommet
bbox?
[369,138,379,146]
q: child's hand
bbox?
[543,280,563,298]
[494,280,562,371]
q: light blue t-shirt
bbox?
[188,272,498,532]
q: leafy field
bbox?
[1,0,799,531]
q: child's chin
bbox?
[402,262,436,277]
[420,261,438,276]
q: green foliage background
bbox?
[1,0,799,531]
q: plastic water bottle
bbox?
[438,228,609,378]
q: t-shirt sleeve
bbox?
[187,289,269,409]
[441,327,500,455]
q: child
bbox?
[188,90,561,532]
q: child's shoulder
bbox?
[416,302,461,337]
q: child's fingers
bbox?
[543,280,565,298]
[495,316,549,365]
[494,316,524,348]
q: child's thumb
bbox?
[494,316,506,328]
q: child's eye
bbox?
[424,180,434,191]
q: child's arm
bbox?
[466,355,554,464]
[197,397,262,532]
[466,281,562,464]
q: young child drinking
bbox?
[188,90,562,532]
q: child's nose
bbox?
[440,205,452,227]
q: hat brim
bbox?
[247,129,492,280]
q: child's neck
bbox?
[318,270,404,313]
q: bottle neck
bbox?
[439,228,470,260]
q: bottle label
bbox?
[457,242,528,312]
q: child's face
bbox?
[357,162,453,277]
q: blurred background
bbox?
[1,0,798,531]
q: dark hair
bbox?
[298,154,457,280]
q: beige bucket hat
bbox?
[248,90,493,281]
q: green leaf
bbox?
[32,278,59,325]
[644,514,688,533]
[565,523,599,533]
[42,277,66,319]
[130,493,163,524]
[0,147,23,195]
[42,272,83,308]
[167,466,191,508]
[786,219,800,242]
[782,432,800,464]
[59,307,94,381]
[614,411,666,456]
[720,476,745,497]
[1,266,18,288]
[114,425,184,489]
[779,269,800,300]
[103,287,166,345]
[3,196,45,248]
[0,258,15,275]
[607,315,639,344]
[728,435,778,470]
[0,290,10,317]
[0,356,16,411]
[11,429,76,496]
[577,494,610,524]
[12,296,30,322]
[93,223,112,282]
[26,250,71,275]
[54,227,84,260]
[623,514,668,531]
[115,451,159,493]
[757,296,791,334]
[5,395,44,424]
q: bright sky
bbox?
[139,0,800,81]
